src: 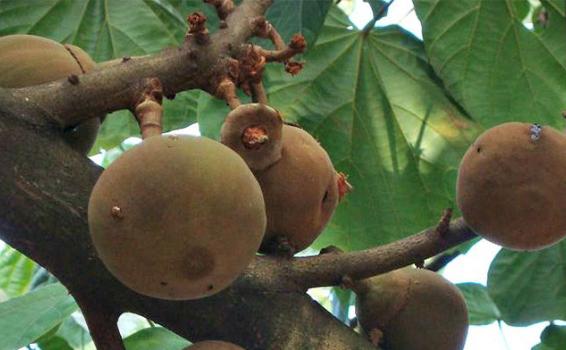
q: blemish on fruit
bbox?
[111,206,124,219]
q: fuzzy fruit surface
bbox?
[355,267,468,350]
[88,135,266,300]
[185,340,245,349]
[0,34,100,155]
[257,125,339,254]
[457,122,566,250]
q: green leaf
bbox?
[264,9,480,250]
[0,0,184,61]
[456,282,500,325]
[0,283,78,350]
[487,242,566,325]
[513,0,531,21]
[364,0,390,21]
[266,0,333,46]
[533,343,555,350]
[123,327,190,350]
[37,335,73,350]
[414,0,566,129]
[541,324,566,349]
[0,245,36,297]
[56,315,93,349]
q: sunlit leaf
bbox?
[262,7,479,250]
[414,0,566,129]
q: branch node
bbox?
[186,12,209,45]
[435,208,453,239]
[216,78,241,109]
[285,61,304,76]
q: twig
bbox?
[216,78,241,109]
[280,217,476,290]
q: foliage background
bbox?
[0,0,565,349]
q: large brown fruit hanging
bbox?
[354,267,468,350]
[256,124,339,254]
[185,341,245,349]
[0,34,100,155]
[456,122,566,250]
[88,135,266,300]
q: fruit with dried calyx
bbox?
[220,103,283,171]
[456,122,566,250]
[255,124,346,255]
[353,267,468,350]
[0,34,101,155]
[184,341,245,349]
[88,135,266,300]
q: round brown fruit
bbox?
[256,124,339,254]
[185,341,245,349]
[88,135,266,300]
[456,122,566,250]
[220,103,283,171]
[354,267,468,350]
[0,34,101,155]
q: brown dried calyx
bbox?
[220,103,283,171]
[88,135,266,300]
[0,34,102,155]
[457,122,566,250]
[353,267,468,350]
[184,340,245,349]
[256,125,344,255]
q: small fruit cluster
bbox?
[87,102,346,302]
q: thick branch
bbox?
[8,0,273,129]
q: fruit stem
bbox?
[135,99,163,139]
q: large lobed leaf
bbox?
[264,8,479,250]
[414,0,566,129]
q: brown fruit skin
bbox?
[88,135,266,300]
[220,103,283,171]
[0,34,100,155]
[185,341,245,349]
[355,268,468,350]
[257,125,339,254]
[456,122,566,250]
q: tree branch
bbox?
[8,0,274,129]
